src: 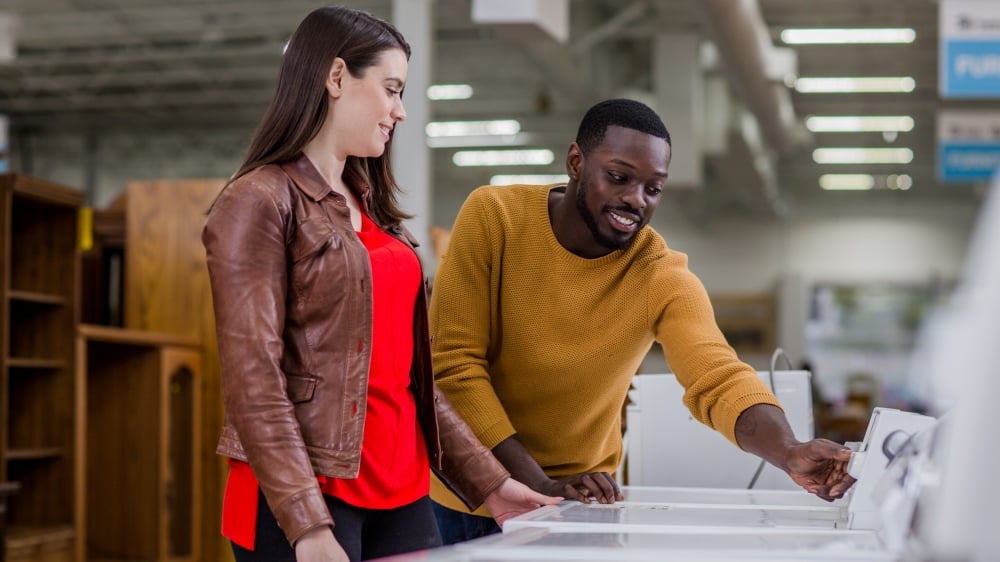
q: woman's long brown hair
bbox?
[230,6,412,226]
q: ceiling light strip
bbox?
[806,116,915,132]
[813,147,914,164]
[452,149,554,167]
[781,28,916,45]
[794,77,916,93]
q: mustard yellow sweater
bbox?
[429,184,780,515]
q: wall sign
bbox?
[940,0,1000,98]
[938,111,1000,182]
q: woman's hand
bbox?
[294,526,349,562]
[484,477,563,528]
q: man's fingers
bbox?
[578,474,611,504]
[594,473,620,504]
[562,483,589,503]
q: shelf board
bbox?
[5,447,65,461]
[6,357,67,370]
[4,524,75,548]
[7,173,87,207]
[78,323,200,348]
[7,290,69,306]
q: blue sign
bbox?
[938,143,1000,182]
[942,40,1000,97]
[940,0,1000,98]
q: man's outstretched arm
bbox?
[735,403,856,501]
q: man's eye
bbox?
[646,185,663,195]
[609,172,626,183]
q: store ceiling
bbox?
[0,0,990,221]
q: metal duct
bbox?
[694,0,801,154]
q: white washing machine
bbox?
[373,526,894,562]
[371,409,935,562]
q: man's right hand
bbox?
[544,472,623,504]
[492,436,624,505]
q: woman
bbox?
[203,6,559,562]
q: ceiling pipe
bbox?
[693,0,803,155]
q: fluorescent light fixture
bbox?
[490,174,569,185]
[426,120,520,137]
[427,84,473,100]
[813,147,914,164]
[794,77,916,93]
[781,28,915,45]
[806,116,915,133]
[452,149,554,167]
[819,174,875,190]
[427,134,529,148]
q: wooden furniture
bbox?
[122,179,226,562]
[76,324,201,562]
[0,482,20,562]
[711,294,776,354]
[0,174,83,562]
[80,206,126,327]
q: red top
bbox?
[222,211,428,549]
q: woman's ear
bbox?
[326,57,347,98]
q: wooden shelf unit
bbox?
[1,174,84,562]
[77,324,202,562]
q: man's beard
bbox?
[576,180,638,251]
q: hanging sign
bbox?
[940,0,1000,98]
[938,111,1000,182]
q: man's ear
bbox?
[326,57,347,98]
[566,142,584,181]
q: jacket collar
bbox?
[278,154,332,202]
[278,154,418,247]
[278,153,374,205]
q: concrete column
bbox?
[392,0,434,269]
[653,33,703,188]
[0,114,8,173]
[0,13,11,173]
[0,13,16,63]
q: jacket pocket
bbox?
[286,374,317,403]
[291,218,341,263]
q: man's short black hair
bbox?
[575,98,671,154]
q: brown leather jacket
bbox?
[203,155,509,545]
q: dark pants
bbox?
[232,491,442,562]
[432,501,501,545]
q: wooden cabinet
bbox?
[122,179,226,562]
[77,325,201,562]
[0,174,83,562]
[712,294,776,355]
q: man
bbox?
[429,98,856,544]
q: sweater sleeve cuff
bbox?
[475,418,518,450]
[717,393,784,450]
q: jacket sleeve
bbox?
[430,383,511,510]
[393,219,512,511]
[203,178,333,545]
